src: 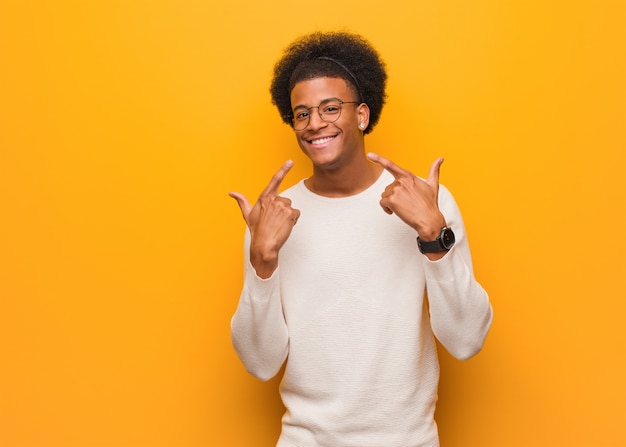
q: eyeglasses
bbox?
[289,99,360,131]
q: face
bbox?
[289,77,369,171]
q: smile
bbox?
[309,136,336,145]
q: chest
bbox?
[280,198,422,292]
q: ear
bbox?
[357,103,371,130]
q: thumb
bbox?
[228,191,253,224]
[427,157,444,188]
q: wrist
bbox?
[250,246,279,279]
[416,226,441,241]
[250,255,278,279]
[415,217,447,241]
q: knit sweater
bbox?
[231,170,493,447]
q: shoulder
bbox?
[438,183,460,212]
[438,182,455,203]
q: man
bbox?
[229,31,493,447]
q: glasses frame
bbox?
[289,99,361,131]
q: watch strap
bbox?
[417,227,455,254]
[417,237,446,254]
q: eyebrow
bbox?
[292,97,342,110]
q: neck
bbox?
[305,155,383,197]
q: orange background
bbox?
[1,1,625,446]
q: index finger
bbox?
[260,160,294,197]
[366,152,408,178]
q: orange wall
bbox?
[1,1,624,446]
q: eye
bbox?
[322,104,340,115]
[294,110,310,121]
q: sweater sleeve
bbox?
[230,230,289,381]
[423,185,493,360]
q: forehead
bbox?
[290,77,353,108]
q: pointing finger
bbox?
[261,160,294,198]
[366,152,407,178]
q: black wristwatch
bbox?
[417,227,455,254]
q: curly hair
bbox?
[269,31,387,135]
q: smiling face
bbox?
[290,77,369,171]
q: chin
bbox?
[311,155,343,170]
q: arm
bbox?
[229,161,299,380]
[367,153,492,360]
[423,185,492,360]
[230,231,289,381]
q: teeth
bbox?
[311,136,334,145]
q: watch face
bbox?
[442,228,456,249]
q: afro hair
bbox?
[269,31,387,135]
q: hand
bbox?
[367,152,447,241]
[229,160,300,278]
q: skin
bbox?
[230,76,449,278]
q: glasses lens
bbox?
[293,117,306,131]
[292,109,310,130]
[320,101,342,123]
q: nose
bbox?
[306,108,328,130]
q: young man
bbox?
[229,31,493,447]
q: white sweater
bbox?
[231,170,493,447]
